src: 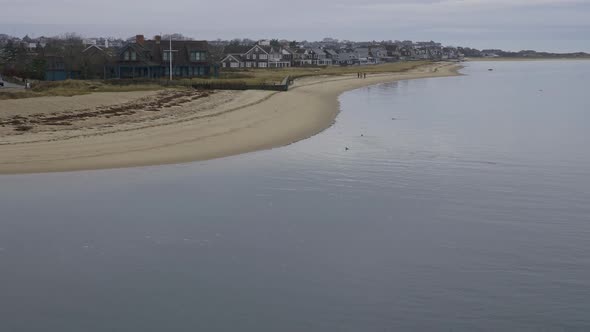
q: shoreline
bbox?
[466,57,590,62]
[0,62,461,175]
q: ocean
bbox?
[1,60,589,331]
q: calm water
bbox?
[1,61,590,332]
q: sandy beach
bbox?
[0,62,460,174]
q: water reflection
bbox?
[1,61,590,332]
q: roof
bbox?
[118,40,210,65]
[324,49,339,56]
[221,54,244,62]
[311,48,326,55]
[281,47,295,54]
[82,45,103,52]
[223,44,253,54]
[255,45,272,54]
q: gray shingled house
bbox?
[106,35,217,79]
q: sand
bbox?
[0,62,461,174]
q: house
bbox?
[269,47,293,68]
[244,44,292,68]
[106,35,217,79]
[220,54,245,68]
[242,44,269,68]
[354,48,375,65]
[398,45,415,61]
[336,49,359,66]
[291,48,330,67]
[220,42,292,69]
[370,46,388,63]
[44,55,81,81]
[80,45,111,79]
[384,45,402,62]
[292,48,313,66]
[324,49,339,65]
[442,47,462,60]
[220,44,251,69]
[311,48,331,66]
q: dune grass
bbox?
[0,80,165,100]
[183,61,432,85]
[0,61,432,100]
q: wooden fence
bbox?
[191,76,291,91]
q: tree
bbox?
[270,39,280,47]
[0,39,17,65]
[162,33,192,41]
[228,39,241,47]
[30,58,47,80]
[14,43,31,77]
[62,34,84,79]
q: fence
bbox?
[191,76,291,92]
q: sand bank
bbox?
[0,62,461,174]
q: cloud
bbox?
[349,0,588,12]
[0,0,588,51]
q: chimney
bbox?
[154,35,161,44]
[136,34,145,45]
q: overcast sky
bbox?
[1,0,589,52]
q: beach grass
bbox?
[0,61,431,100]
[182,61,432,85]
[0,81,165,100]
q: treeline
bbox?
[456,47,589,58]
[0,33,88,80]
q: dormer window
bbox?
[190,51,206,61]
[163,52,172,61]
[124,50,137,61]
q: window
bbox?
[259,54,268,60]
[190,51,206,61]
[259,62,267,68]
[230,62,239,68]
[124,51,130,61]
[163,52,173,61]
[252,54,257,60]
[130,51,137,61]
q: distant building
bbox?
[220,42,292,69]
[106,35,217,79]
[44,55,81,81]
[336,49,359,66]
[81,45,111,79]
[324,49,339,65]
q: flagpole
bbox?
[169,36,173,81]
